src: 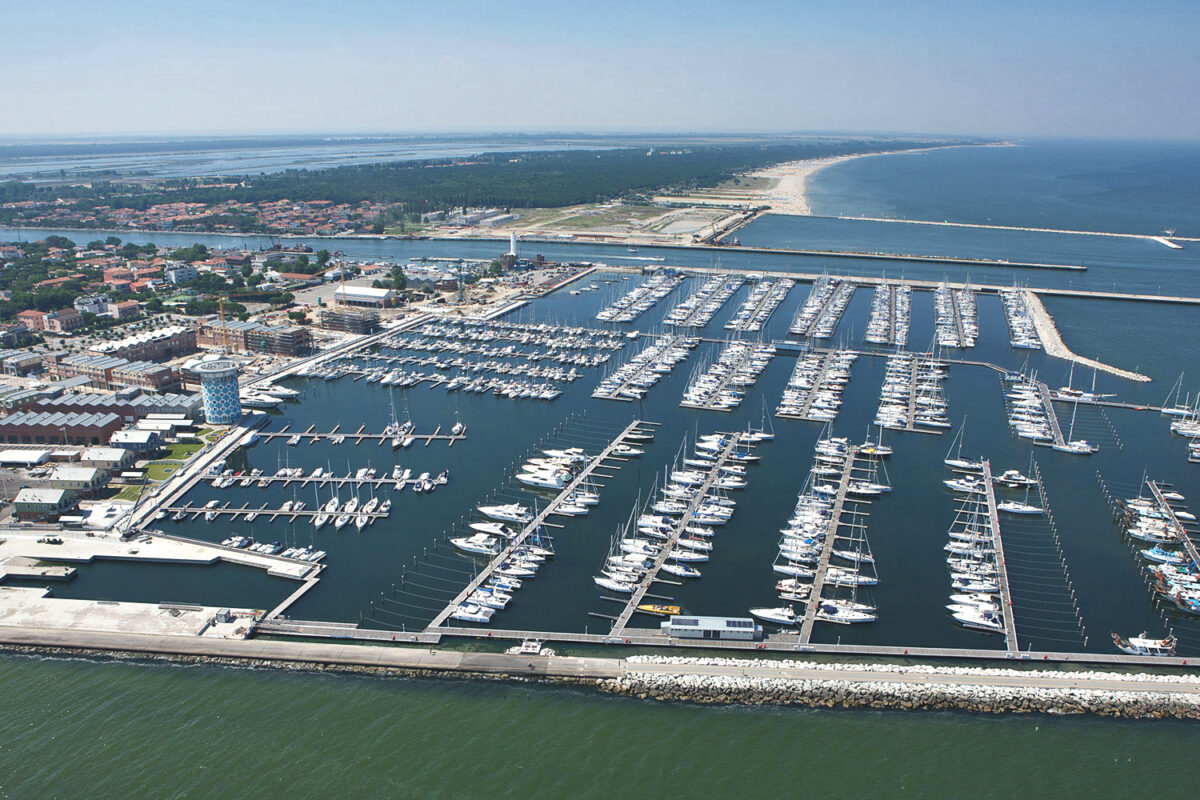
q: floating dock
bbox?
[609,434,743,636]
[426,419,656,631]
[255,424,465,447]
[797,446,859,643]
[981,460,1020,654]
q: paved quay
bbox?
[3,625,1200,704]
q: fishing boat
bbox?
[1111,631,1176,656]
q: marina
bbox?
[3,204,1199,670]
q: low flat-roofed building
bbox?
[109,428,161,452]
[13,487,74,520]
[0,448,52,467]
[332,285,396,307]
[79,446,134,472]
[659,615,762,641]
[48,465,107,495]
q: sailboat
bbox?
[944,417,982,471]
[1161,372,1191,417]
[1052,399,1098,454]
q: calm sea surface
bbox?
[2,140,1199,795]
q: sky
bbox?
[3,0,1199,139]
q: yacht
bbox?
[815,600,876,624]
[449,603,494,624]
[469,521,513,538]
[749,606,798,626]
[952,606,1004,633]
[451,534,501,556]
[477,504,532,523]
[997,500,1043,515]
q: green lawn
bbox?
[105,485,144,502]
[164,441,202,460]
[145,463,180,480]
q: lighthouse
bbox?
[508,232,517,257]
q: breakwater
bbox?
[5,628,1200,720]
[603,657,1200,719]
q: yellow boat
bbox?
[636,604,681,617]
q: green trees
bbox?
[169,243,209,262]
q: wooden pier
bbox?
[798,446,859,643]
[609,434,743,636]
[426,419,656,631]
[981,460,1020,654]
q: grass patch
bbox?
[145,463,180,481]
[164,441,202,460]
[104,485,144,502]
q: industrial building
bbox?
[0,410,124,446]
[28,391,200,422]
[332,285,396,307]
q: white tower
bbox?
[508,232,517,257]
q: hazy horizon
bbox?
[5,1,1199,140]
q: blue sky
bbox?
[3,0,1198,138]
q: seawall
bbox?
[4,627,1200,720]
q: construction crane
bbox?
[218,296,230,350]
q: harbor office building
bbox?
[13,487,75,521]
[659,616,762,641]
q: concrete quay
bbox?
[0,529,318,581]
